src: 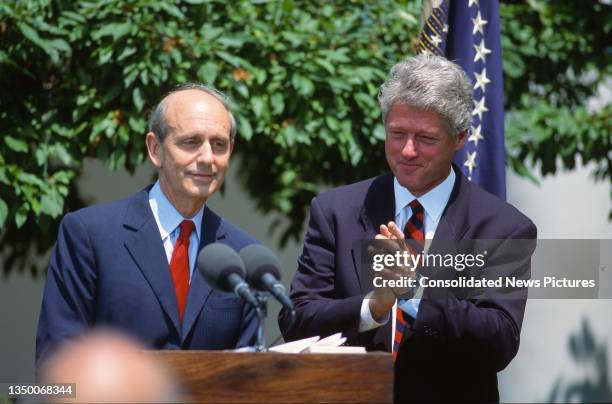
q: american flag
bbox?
[416,0,506,200]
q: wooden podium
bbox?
[148,350,393,403]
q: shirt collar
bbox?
[393,167,456,222]
[148,181,204,241]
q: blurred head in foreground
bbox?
[39,330,182,403]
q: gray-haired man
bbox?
[279,54,536,402]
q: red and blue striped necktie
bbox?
[393,199,425,360]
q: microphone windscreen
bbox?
[239,244,282,290]
[198,243,246,292]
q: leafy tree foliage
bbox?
[0,0,419,274]
[501,1,611,199]
[0,0,609,275]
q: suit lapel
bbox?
[181,206,224,341]
[123,189,182,335]
[432,165,472,244]
[428,165,472,282]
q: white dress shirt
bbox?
[148,181,204,281]
[359,168,456,334]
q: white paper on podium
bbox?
[305,345,366,354]
[269,333,366,354]
[312,332,346,347]
[268,336,320,353]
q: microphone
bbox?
[239,244,294,311]
[197,243,260,308]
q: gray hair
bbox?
[378,54,473,135]
[148,83,237,142]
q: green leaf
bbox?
[35,145,49,166]
[216,51,244,67]
[325,116,339,131]
[281,124,297,147]
[238,118,253,141]
[51,170,75,185]
[0,199,8,229]
[52,144,73,165]
[5,136,28,153]
[93,22,131,41]
[50,123,78,138]
[158,3,185,19]
[270,93,284,115]
[373,124,386,141]
[251,96,265,118]
[235,82,249,98]
[314,58,335,74]
[198,62,219,85]
[327,77,351,93]
[349,140,362,166]
[118,125,129,143]
[291,74,315,96]
[0,167,8,184]
[98,46,114,64]
[128,117,146,133]
[319,48,351,63]
[281,32,302,47]
[30,197,41,215]
[60,10,86,23]
[217,35,247,48]
[132,88,144,112]
[117,46,137,61]
[47,38,71,54]
[15,206,27,228]
[18,22,43,46]
[17,171,45,187]
[139,69,149,85]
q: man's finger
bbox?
[388,222,408,250]
[387,222,405,238]
[379,224,392,238]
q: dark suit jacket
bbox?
[279,166,536,402]
[36,187,258,368]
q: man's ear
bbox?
[145,132,162,168]
[455,130,468,151]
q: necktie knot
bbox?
[179,220,195,241]
[404,199,425,245]
[408,199,423,214]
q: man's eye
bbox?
[212,140,228,150]
[181,139,198,146]
[418,135,437,144]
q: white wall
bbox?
[499,163,612,402]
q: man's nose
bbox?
[196,142,214,165]
[401,137,418,159]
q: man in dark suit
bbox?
[279,55,536,402]
[37,84,257,368]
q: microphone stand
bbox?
[253,293,268,352]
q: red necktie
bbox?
[169,220,195,322]
[393,200,425,360]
